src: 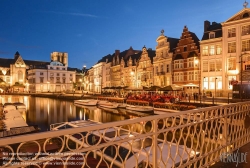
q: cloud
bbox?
[43,11,98,18]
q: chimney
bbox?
[115,50,120,56]
[212,21,217,25]
[204,20,210,32]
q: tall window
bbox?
[216,45,222,55]
[160,64,163,72]
[209,60,215,72]
[202,46,208,56]
[216,59,222,71]
[194,71,199,81]
[209,45,215,55]
[40,77,44,83]
[203,61,208,72]
[18,71,23,83]
[228,28,236,37]
[228,42,236,53]
[228,57,236,70]
[242,25,250,35]
[174,72,183,82]
[174,60,184,69]
[188,71,194,80]
[203,77,208,90]
[242,39,250,51]
[166,64,170,73]
[188,58,194,68]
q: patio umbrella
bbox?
[182,83,199,87]
[182,83,199,95]
[145,85,161,91]
[160,85,183,91]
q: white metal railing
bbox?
[0,102,250,168]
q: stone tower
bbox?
[50,52,68,67]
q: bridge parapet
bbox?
[0,102,249,167]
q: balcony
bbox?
[0,102,249,167]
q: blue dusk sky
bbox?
[0,0,246,69]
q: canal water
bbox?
[0,95,148,132]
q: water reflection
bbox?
[0,95,147,132]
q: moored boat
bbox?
[74,99,98,106]
[99,102,119,109]
[13,102,26,109]
[3,103,16,111]
[126,105,154,113]
[117,103,128,108]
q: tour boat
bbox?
[74,99,98,106]
[99,102,119,109]
[117,103,128,108]
[3,103,16,111]
[126,105,154,113]
[13,102,26,109]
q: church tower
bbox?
[50,52,68,67]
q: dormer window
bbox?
[209,32,215,39]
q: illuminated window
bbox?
[202,46,208,56]
[216,59,222,71]
[228,42,236,53]
[242,39,250,51]
[209,60,215,72]
[228,28,236,37]
[228,57,236,70]
[216,45,222,55]
[242,25,250,35]
[209,45,215,55]
[203,61,208,72]
[188,71,194,80]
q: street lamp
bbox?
[239,51,247,102]
[47,81,50,92]
[214,77,217,104]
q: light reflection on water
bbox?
[0,95,146,132]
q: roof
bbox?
[167,37,179,52]
[201,22,222,40]
[0,58,15,68]
[189,32,200,50]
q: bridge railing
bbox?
[0,102,249,168]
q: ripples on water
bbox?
[0,95,149,132]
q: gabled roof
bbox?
[189,32,200,50]
[0,58,15,68]
[225,7,250,22]
[97,54,113,63]
[167,37,179,52]
[201,22,222,40]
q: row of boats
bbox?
[3,102,26,111]
[74,99,154,113]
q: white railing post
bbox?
[152,119,158,168]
